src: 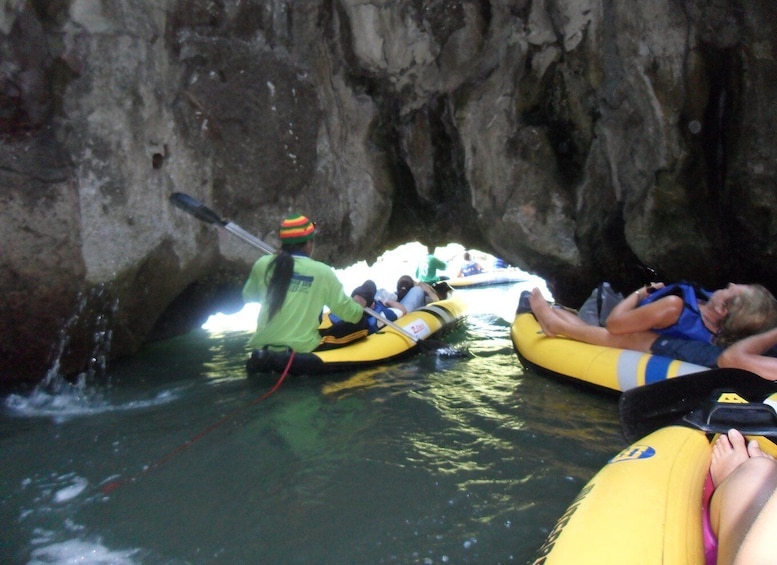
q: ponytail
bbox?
[264,242,308,321]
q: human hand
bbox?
[646,282,665,294]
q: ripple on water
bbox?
[4,383,181,422]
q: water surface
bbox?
[1,281,626,564]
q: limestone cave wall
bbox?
[2,0,776,384]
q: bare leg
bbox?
[528,288,657,352]
[528,289,568,337]
[709,429,777,565]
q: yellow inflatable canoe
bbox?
[533,383,777,564]
[534,423,777,564]
[511,309,710,392]
[534,425,711,564]
[246,296,468,375]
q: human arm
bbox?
[716,327,777,381]
[381,298,407,315]
[417,282,440,303]
[432,256,447,271]
[605,283,682,335]
[321,268,364,324]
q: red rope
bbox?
[102,351,296,494]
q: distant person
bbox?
[457,252,484,277]
[493,257,510,270]
[395,275,441,311]
[416,245,448,283]
[708,428,777,565]
[242,214,364,353]
[331,280,406,335]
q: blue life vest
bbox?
[460,262,483,277]
[328,301,398,335]
[639,282,715,343]
[365,301,399,334]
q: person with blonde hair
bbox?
[605,282,777,348]
[527,281,777,368]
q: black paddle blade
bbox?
[618,368,777,442]
[682,396,777,437]
[170,192,226,226]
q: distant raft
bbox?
[246,297,467,375]
[510,302,709,393]
[446,268,527,288]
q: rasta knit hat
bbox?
[279,214,315,244]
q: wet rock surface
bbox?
[2,0,776,384]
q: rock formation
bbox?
[2,0,776,385]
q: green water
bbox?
[0,283,627,564]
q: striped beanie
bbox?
[279,214,315,244]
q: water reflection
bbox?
[0,270,628,565]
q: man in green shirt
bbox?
[415,245,448,283]
[242,214,364,353]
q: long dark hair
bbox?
[265,242,308,320]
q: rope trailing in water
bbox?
[102,351,296,494]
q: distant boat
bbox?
[446,268,527,288]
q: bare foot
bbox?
[711,429,750,487]
[748,439,765,458]
[746,438,777,461]
[528,288,557,337]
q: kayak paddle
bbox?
[170,192,458,352]
[618,368,777,441]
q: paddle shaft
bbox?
[364,306,420,343]
[170,192,432,347]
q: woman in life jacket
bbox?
[606,282,777,347]
[526,281,777,369]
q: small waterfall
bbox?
[5,283,119,420]
[44,283,118,388]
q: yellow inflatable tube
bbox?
[534,390,777,565]
[511,311,709,392]
[534,425,711,564]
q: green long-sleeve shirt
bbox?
[242,254,363,352]
[416,254,447,283]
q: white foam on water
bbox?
[4,386,180,422]
[28,539,140,565]
[53,477,89,503]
